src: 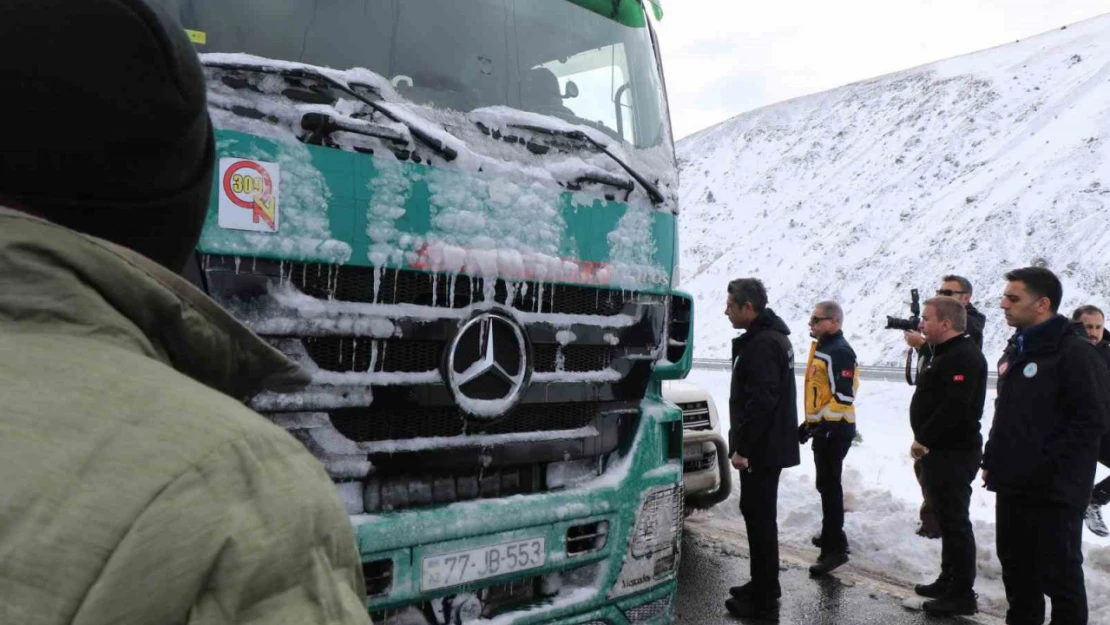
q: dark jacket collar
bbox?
[1011,315,1080,355]
[734,308,790,344]
[816,330,844,348]
[965,303,985,320]
[932,333,970,355]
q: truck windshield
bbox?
[155,0,670,149]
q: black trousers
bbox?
[1093,433,1110,506]
[739,465,783,597]
[812,421,855,555]
[996,494,1087,625]
[919,449,980,593]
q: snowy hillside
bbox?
[676,14,1110,365]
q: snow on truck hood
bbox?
[199,53,678,291]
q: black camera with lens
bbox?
[885,288,921,331]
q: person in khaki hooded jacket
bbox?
[0,1,371,624]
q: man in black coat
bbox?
[723,278,800,621]
[905,274,986,538]
[1071,305,1110,538]
[984,268,1110,625]
[908,297,988,616]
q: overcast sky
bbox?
[655,1,1109,140]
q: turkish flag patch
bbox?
[841,369,854,378]
[953,374,965,382]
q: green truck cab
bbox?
[161,0,691,622]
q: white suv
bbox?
[663,380,731,510]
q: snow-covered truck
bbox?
[164,0,690,622]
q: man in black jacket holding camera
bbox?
[905,275,986,539]
[908,297,988,616]
[722,278,800,621]
[985,268,1110,625]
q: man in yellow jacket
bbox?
[0,2,370,623]
[800,301,860,577]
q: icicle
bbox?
[234,256,241,275]
[482,275,496,304]
[549,283,556,313]
[368,340,379,373]
[252,257,257,273]
[448,273,457,308]
[351,338,359,371]
[392,267,400,304]
[373,265,384,304]
[432,273,439,308]
[536,281,544,313]
[201,255,210,271]
[469,276,476,306]
[338,337,344,367]
[278,261,285,286]
[302,263,307,285]
[555,345,566,372]
[505,281,517,310]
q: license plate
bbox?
[421,536,546,591]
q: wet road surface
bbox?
[677,516,1000,625]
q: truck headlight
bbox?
[609,483,683,598]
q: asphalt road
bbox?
[676,515,1002,625]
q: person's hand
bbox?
[731,454,750,471]
[798,422,813,444]
[904,331,926,349]
[910,441,929,460]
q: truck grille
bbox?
[330,400,600,442]
[284,260,637,316]
[363,464,544,512]
[683,449,716,474]
[678,401,711,430]
[201,255,663,511]
[302,337,614,374]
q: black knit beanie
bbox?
[0,0,214,273]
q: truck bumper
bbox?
[681,431,732,510]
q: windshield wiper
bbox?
[301,112,407,145]
[508,123,664,205]
[204,61,458,162]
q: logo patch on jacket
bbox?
[999,362,1010,376]
[841,369,854,379]
[1023,363,1038,378]
[953,374,965,382]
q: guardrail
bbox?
[691,358,999,383]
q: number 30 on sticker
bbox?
[217,158,281,233]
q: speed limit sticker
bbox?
[218,158,280,232]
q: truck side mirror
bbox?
[563,81,579,99]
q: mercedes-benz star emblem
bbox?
[445,311,531,419]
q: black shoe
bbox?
[726,596,780,622]
[808,552,849,577]
[922,592,977,616]
[729,582,782,600]
[913,578,950,598]
[1085,503,1109,537]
